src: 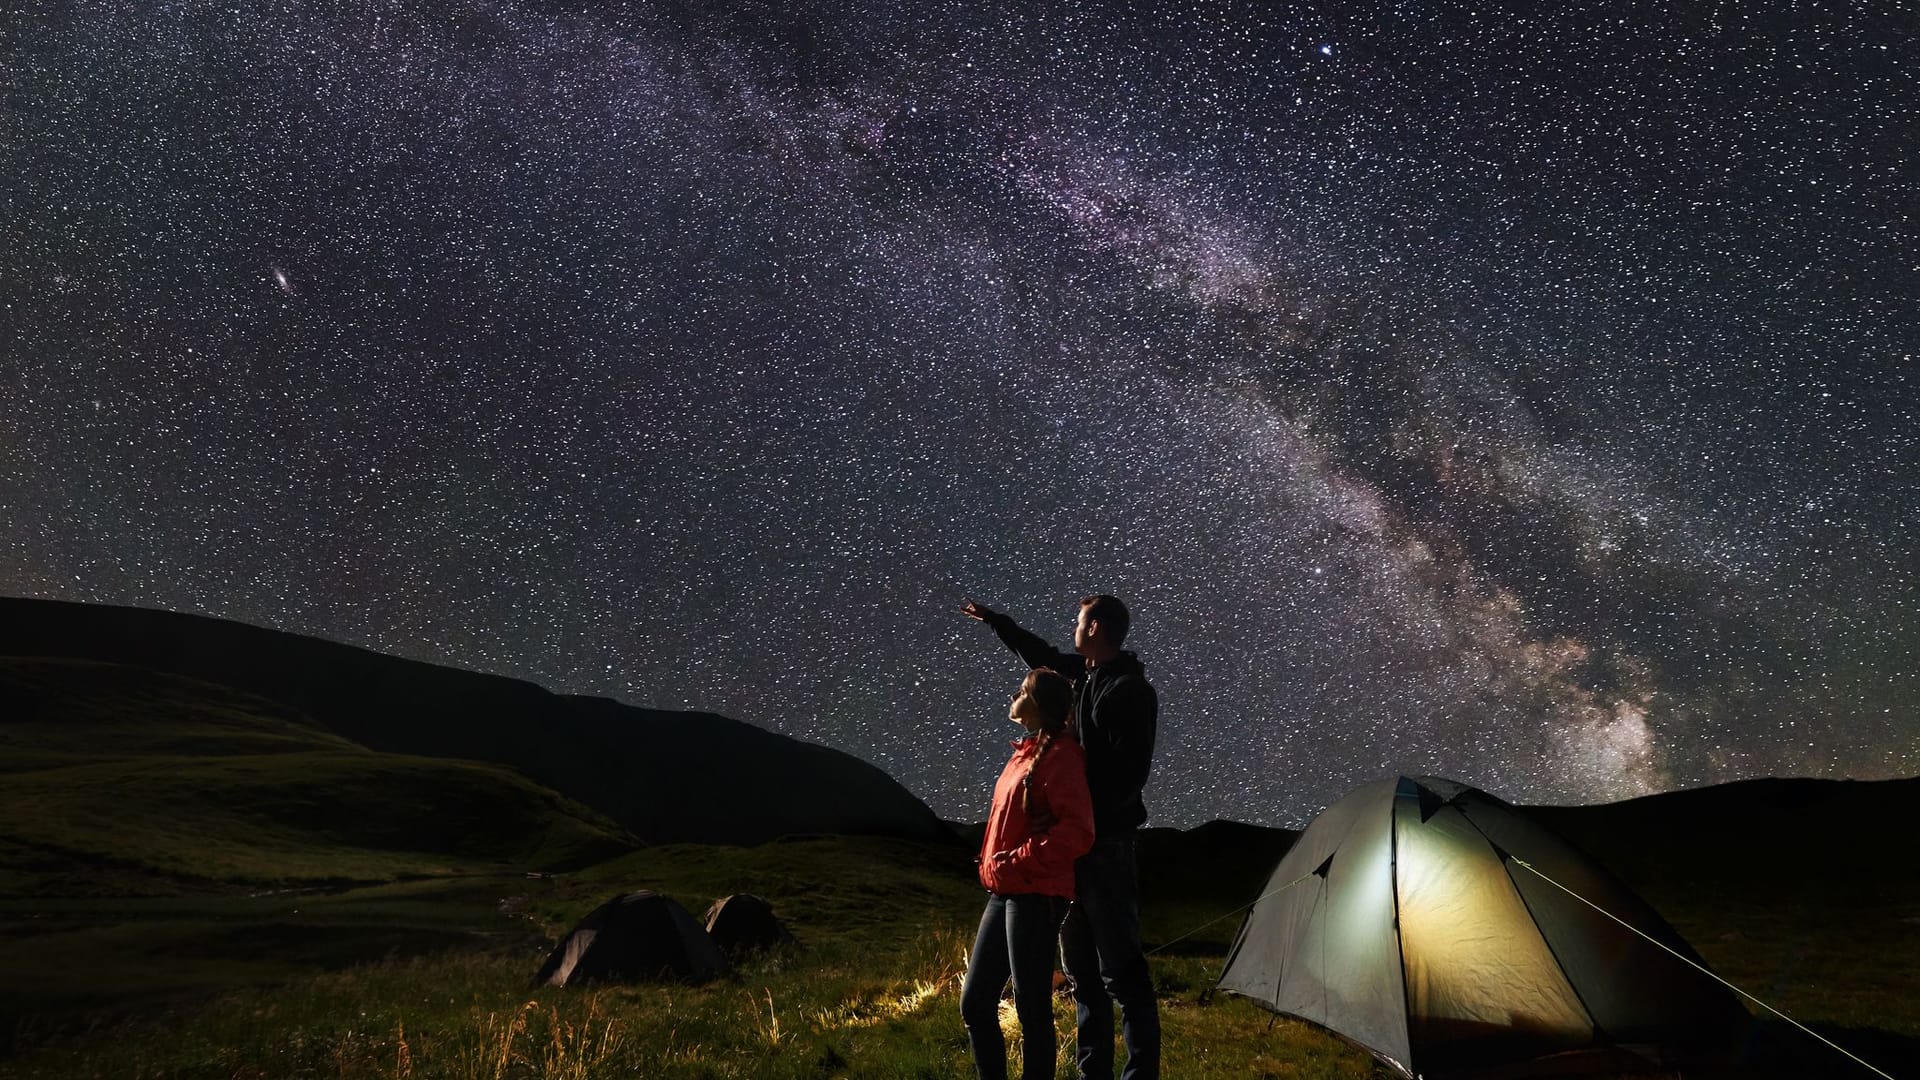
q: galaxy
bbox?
[3,1,1915,826]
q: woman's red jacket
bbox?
[978,735,1095,899]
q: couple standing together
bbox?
[959,594,1161,1080]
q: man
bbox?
[963,594,1161,1080]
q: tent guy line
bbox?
[1507,856,1896,1080]
[1147,868,1324,961]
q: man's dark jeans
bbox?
[1061,834,1160,1080]
[961,892,1067,1080]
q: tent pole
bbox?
[1388,782,1414,1076]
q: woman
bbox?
[960,667,1096,1080]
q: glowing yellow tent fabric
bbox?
[1216,777,1747,1079]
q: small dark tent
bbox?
[703,893,794,958]
[534,891,728,987]
[1217,777,1749,1079]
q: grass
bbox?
[4,832,1915,1079]
[0,836,1391,1079]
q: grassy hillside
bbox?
[0,597,948,845]
[0,656,357,771]
[1,751,638,885]
[0,657,637,892]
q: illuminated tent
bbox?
[1217,777,1748,1079]
[533,891,728,987]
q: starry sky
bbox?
[5,1,1917,827]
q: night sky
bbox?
[5,1,1916,827]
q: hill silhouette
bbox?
[1527,774,1920,901]
[1125,776,1920,906]
[0,597,947,849]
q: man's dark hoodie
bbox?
[980,612,1157,837]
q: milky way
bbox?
[4,1,1916,826]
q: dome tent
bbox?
[1217,777,1749,1079]
[534,890,728,987]
[703,893,794,958]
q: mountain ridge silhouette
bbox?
[0,596,948,846]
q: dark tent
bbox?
[703,893,794,958]
[1217,777,1749,1079]
[534,891,728,987]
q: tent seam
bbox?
[1460,806,1609,1048]
[1389,780,1414,1078]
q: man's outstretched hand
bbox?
[962,600,997,622]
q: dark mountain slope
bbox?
[1527,775,1920,900]
[0,597,947,845]
[1130,776,1918,893]
[0,656,637,887]
[1125,776,1919,928]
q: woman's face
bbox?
[1008,681,1043,730]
